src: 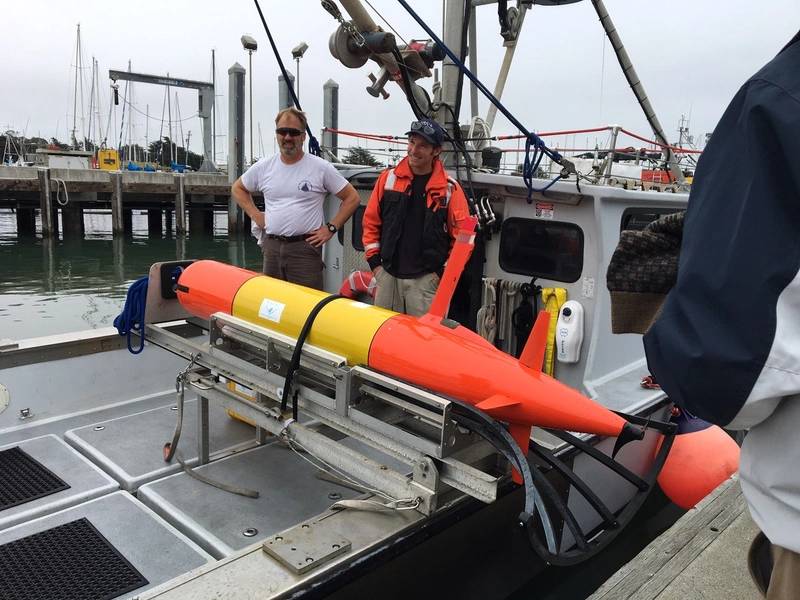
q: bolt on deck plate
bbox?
[262,522,351,575]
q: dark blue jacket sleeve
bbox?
[644,43,800,428]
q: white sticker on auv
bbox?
[258,298,286,323]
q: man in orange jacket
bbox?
[362,119,470,316]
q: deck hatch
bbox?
[0,517,148,600]
[0,446,70,511]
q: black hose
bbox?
[281,294,345,420]
[448,401,558,553]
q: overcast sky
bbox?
[3,1,798,163]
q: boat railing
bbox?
[322,124,701,191]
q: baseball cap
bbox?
[406,119,445,146]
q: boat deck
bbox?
[589,475,760,600]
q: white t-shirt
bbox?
[241,152,348,237]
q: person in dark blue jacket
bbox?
[645,31,800,599]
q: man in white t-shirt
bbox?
[231,107,360,290]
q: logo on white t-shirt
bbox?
[298,180,312,192]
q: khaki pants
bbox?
[749,531,800,599]
[262,238,324,290]
[373,269,439,317]
[768,544,800,599]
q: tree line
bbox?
[1,133,203,170]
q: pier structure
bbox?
[0,165,259,239]
[0,67,340,240]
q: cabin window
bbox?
[621,208,683,232]
[343,205,367,250]
[499,218,583,282]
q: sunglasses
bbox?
[276,127,303,137]
[410,121,436,135]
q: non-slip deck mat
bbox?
[0,446,70,511]
[0,517,149,600]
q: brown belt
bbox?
[265,233,310,242]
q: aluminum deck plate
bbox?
[0,491,212,600]
[138,436,409,559]
[65,399,256,491]
[0,434,118,532]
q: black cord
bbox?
[252,0,321,155]
[390,47,429,120]
[281,294,344,420]
[389,45,480,221]
[440,102,479,218]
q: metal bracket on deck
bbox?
[144,312,506,515]
[263,522,351,575]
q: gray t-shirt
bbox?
[241,153,348,237]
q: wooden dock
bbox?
[0,165,255,238]
[589,476,759,600]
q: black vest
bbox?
[379,173,451,275]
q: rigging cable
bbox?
[252,0,322,157]
[396,0,576,201]
[388,43,479,217]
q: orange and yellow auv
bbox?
[175,256,639,466]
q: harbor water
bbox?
[0,209,263,341]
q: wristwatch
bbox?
[326,222,338,233]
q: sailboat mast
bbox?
[167,75,173,163]
[211,49,216,164]
[71,23,81,148]
[96,59,105,147]
[127,60,132,162]
[87,56,96,147]
[78,30,86,148]
[145,104,149,162]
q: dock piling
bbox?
[37,168,58,238]
[148,209,163,237]
[15,207,35,236]
[110,171,124,236]
[61,196,85,239]
[228,62,246,235]
[165,209,173,236]
[174,174,186,235]
[323,79,339,161]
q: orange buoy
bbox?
[339,270,377,300]
[657,409,740,509]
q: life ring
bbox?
[339,270,377,301]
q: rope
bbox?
[52,178,69,206]
[175,451,260,498]
[620,128,703,154]
[476,277,497,343]
[396,0,569,197]
[323,127,407,144]
[252,0,321,156]
[113,276,148,354]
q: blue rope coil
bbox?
[523,134,563,202]
[113,276,149,354]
